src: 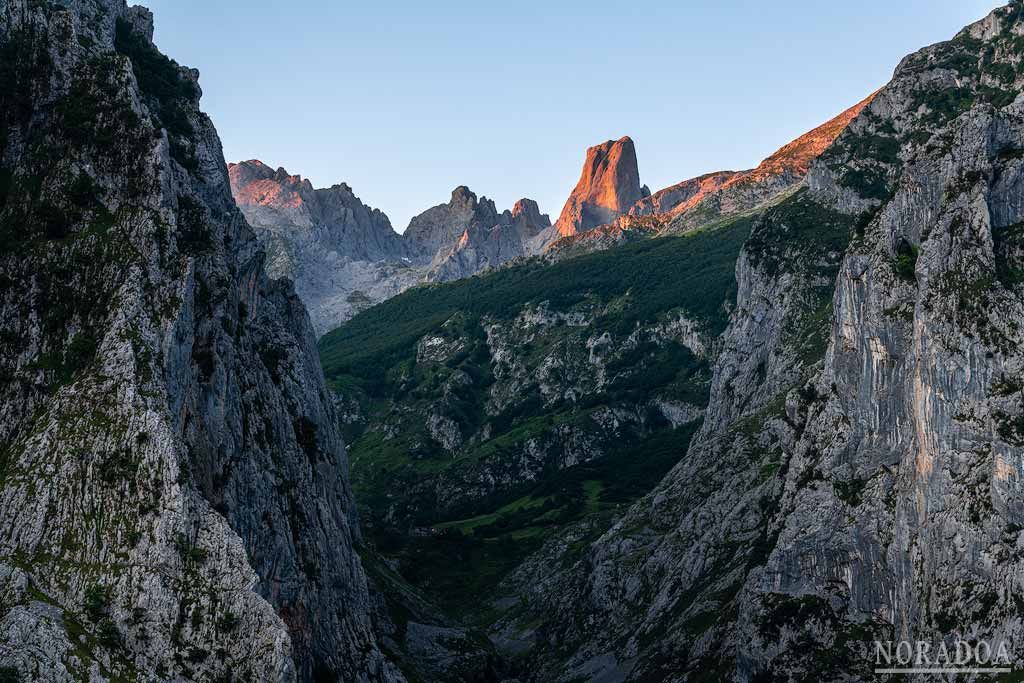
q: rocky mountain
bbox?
[229,160,420,335]
[404,185,498,257]
[543,95,875,260]
[491,3,1024,680]
[550,136,648,238]
[661,90,876,233]
[425,196,551,282]
[0,1,402,681]
[235,105,870,341]
[229,160,406,264]
[628,170,740,219]
[317,3,1024,681]
[230,170,551,335]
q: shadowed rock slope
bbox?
[318,199,759,666]
[0,1,402,681]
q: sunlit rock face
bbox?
[233,106,872,336]
[540,94,876,260]
[229,160,420,335]
[629,170,741,218]
[229,160,405,263]
[641,92,873,225]
[552,136,647,238]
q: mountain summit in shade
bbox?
[404,185,501,256]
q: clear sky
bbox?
[138,0,1003,232]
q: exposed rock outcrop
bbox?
[229,160,418,335]
[629,170,740,218]
[542,95,874,260]
[0,1,401,680]
[229,160,405,263]
[662,90,876,233]
[551,136,646,238]
[426,197,551,282]
[230,171,551,334]
[404,185,499,258]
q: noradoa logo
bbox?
[874,639,1012,675]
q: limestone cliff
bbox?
[230,173,551,335]
[229,160,405,264]
[426,197,551,282]
[542,96,874,260]
[229,160,418,335]
[0,1,402,681]
[404,185,499,258]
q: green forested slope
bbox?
[318,214,757,614]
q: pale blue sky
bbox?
[139,0,1003,231]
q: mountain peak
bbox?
[451,185,477,203]
[405,185,499,254]
[553,135,644,237]
[748,91,876,181]
[227,158,275,184]
[511,198,544,220]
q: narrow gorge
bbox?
[2,1,1024,682]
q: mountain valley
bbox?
[3,1,1024,682]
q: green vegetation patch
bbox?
[894,240,919,282]
[745,189,856,277]
[114,18,198,139]
[375,421,700,616]
[114,18,200,170]
[320,214,756,390]
[321,215,759,618]
[837,130,900,166]
[995,220,1024,287]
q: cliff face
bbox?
[229,160,418,335]
[425,196,551,282]
[551,136,646,238]
[499,4,1024,680]
[0,2,401,681]
[662,91,876,234]
[629,170,740,218]
[229,160,405,264]
[404,185,499,257]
